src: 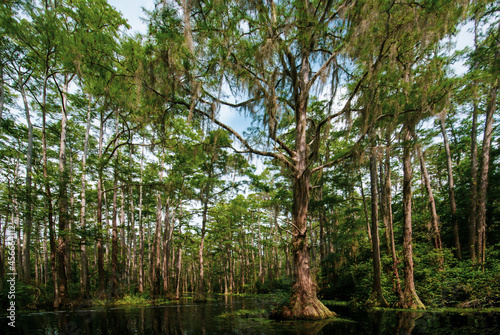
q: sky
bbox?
[108,0,153,35]
[107,0,474,148]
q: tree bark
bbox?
[41,76,59,307]
[0,65,4,119]
[469,19,479,263]
[20,84,33,283]
[477,78,498,264]
[56,75,70,304]
[400,124,425,309]
[163,198,175,294]
[276,56,334,320]
[79,96,91,297]
[110,115,119,297]
[416,145,443,253]
[195,195,209,302]
[360,176,372,246]
[138,144,145,293]
[439,114,461,259]
[96,110,106,297]
[366,145,388,307]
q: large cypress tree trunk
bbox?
[400,125,425,309]
[366,145,388,307]
[277,57,334,319]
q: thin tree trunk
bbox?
[195,195,209,302]
[151,153,164,298]
[360,176,372,246]
[56,75,70,304]
[175,218,183,299]
[38,72,59,307]
[401,124,425,309]
[469,91,479,263]
[138,145,145,293]
[96,111,105,297]
[110,172,119,296]
[439,114,461,259]
[366,145,388,307]
[111,112,120,297]
[469,19,479,263]
[379,161,391,254]
[128,160,137,290]
[416,145,443,253]
[0,216,4,290]
[257,212,263,283]
[20,84,33,283]
[163,198,175,294]
[79,97,91,297]
[477,75,498,264]
[0,65,4,119]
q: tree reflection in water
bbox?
[1,296,500,334]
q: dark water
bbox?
[1,296,500,334]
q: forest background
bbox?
[0,0,499,320]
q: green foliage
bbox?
[0,281,51,312]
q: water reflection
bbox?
[1,297,500,334]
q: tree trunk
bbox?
[0,65,4,119]
[276,61,334,319]
[366,145,388,307]
[439,114,461,259]
[151,192,162,298]
[469,92,479,263]
[477,78,498,264]
[195,196,209,302]
[79,96,91,297]
[110,115,119,297]
[0,216,5,291]
[56,75,70,304]
[175,218,183,299]
[138,145,145,293]
[163,199,175,294]
[128,165,136,290]
[469,19,479,263]
[20,85,33,283]
[379,161,391,254]
[360,176,372,245]
[42,80,59,307]
[96,111,105,297]
[400,125,425,309]
[416,145,443,253]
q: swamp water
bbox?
[1,295,500,334]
